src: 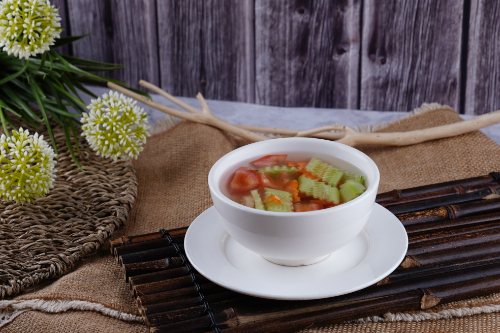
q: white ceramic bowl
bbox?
[208,137,380,266]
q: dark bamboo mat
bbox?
[110,172,500,333]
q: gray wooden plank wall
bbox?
[53,0,500,115]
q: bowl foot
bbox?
[262,254,331,267]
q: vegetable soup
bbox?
[225,154,367,212]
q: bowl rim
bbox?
[208,137,380,216]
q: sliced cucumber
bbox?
[322,167,344,186]
[305,157,344,186]
[298,175,340,204]
[250,190,265,210]
[263,188,293,212]
[339,180,366,202]
[305,157,328,177]
[257,166,298,175]
[342,172,365,185]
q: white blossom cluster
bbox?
[0,0,61,59]
[0,128,57,204]
[82,91,150,161]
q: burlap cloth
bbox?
[2,104,500,332]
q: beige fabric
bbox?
[3,106,500,332]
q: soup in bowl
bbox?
[208,137,380,266]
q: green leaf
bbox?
[68,119,81,153]
[71,80,97,98]
[60,73,83,102]
[61,54,124,69]
[62,118,83,171]
[53,82,87,108]
[9,78,32,93]
[0,99,22,117]
[0,106,11,137]
[0,60,28,85]
[29,80,58,154]
[38,53,47,71]
[53,34,90,48]
[44,104,80,117]
[2,85,43,122]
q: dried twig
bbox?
[108,81,500,147]
[107,82,268,142]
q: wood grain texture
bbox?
[465,0,500,115]
[67,0,159,89]
[157,0,254,102]
[254,0,361,108]
[51,0,70,55]
[360,0,463,111]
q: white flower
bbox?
[0,0,62,59]
[0,127,57,204]
[82,91,150,161]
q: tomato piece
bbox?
[229,167,261,194]
[250,155,288,168]
[293,203,323,212]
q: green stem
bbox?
[0,107,10,138]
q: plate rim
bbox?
[185,203,408,300]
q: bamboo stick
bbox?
[149,308,237,333]
[380,256,500,285]
[376,173,499,203]
[405,211,500,235]
[406,226,500,256]
[137,283,227,307]
[397,197,500,227]
[109,227,188,253]
[401,241,500,268]
[387,187,499,215]
[141,291,241,317]
[380,182,500,208]
[129,267,192,292]
[134,274,209,297]
[119,245,184,266]
[144,296,265,328]
[114,235,184,259]
[408,220,500,244]
[123,257,183,281]
[422,275,500,309]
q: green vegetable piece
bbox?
[298,174,316,196]
[312,182,340,204]
[298,175,340,204]
[251,190,265,210]
[305,157,328,176]
[263,188,293,212]
[321,168,344,187]
[342,172,365,185]
[257,166,298,175]
[339,180,367,202]
[305,157,345,186]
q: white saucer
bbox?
[185,204,408,300]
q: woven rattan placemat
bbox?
[2,104,500,332]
